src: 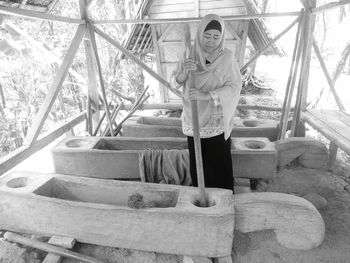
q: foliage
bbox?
[0,0,145,157]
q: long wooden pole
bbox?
[4,232,105,263]
[86,23,115,136]
[184,24,207,207]
[312,38,346,111]
[278,12,304,140]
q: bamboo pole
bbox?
[241,14,302,73]
[79,0,100,132]
[278,12,304,140]
[184,24,207,207]
[0,6,84,24]
[102,101,124,136]
[93,11,302,25]
[24,24,86,146]
[92,24,182,98]
[4,232,105,263]
[291,1,316,137]
[312,38,346,111]
[86,23,115,136]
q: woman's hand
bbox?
[176,58,197,83]
[189,89,211,101]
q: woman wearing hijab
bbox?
[175,14,242,193]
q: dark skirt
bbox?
[187,133,234,193]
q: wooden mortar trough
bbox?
[0,172,325,254]
[123,116,279,141]
[52,136,276,180]
[0,171,235,259]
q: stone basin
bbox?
[52,136,276,180]
[123,116,279,141]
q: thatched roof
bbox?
[122,0,284,57]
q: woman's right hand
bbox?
[176,58,197,83]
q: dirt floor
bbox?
[57,166,350,263]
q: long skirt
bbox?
[187,133,234,193]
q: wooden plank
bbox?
[152,0,193,6]
[308,109,350,140]
[43,236,76,263]
[93,25,181,98]
[0,112,85,176]
[24,25,86,146]
[239,21,249,67]
[200,0,245,9]
[301,111,350,154]
[150,3,194,14]
[94,11,302,25]
[312,38,346,111]
[0,6,83,24]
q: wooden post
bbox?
[184,24,207,207]
[291,0,316,137]
[24,24,86,145]
[86,23,115,136]
[328,141,338,171]
[79,0,100,133]
[278,12,304,140]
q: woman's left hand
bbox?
[188,89,211,101]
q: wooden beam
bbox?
[86,23,114,136]
[93,11,302,25]
[79,0,100,131]
[194,0,199,17]
[151,24,168,103]
[241,14,302,72]
[312,38,346,111]
[24,24,86,146]
[0,112,85,176]
[0,6,84,24]
[225,22,242,42]
[312,0,350,14]
[239,21,249,68]
[92,24,182,98]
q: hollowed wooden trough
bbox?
[0,171,235,258]
[51,136,276,180]
[0,171,325,256]
[123,116,279,141]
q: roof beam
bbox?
[0,6,84,24]
[93,11,301,25]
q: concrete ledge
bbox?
[0,171,235,258]
[51,136,276,180]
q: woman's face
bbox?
[202,29,221,55]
